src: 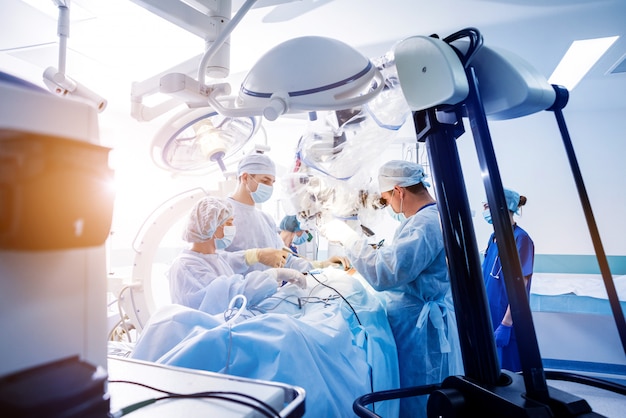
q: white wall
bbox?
[458,107,626,257]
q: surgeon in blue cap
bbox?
[481,187,534,372]
[323,159,463,418]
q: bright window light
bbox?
[549,36,619,91]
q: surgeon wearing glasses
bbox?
[481,188,534,373]
[322,160,463,418]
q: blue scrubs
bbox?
[482,224,534,372]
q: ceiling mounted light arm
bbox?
[197,0,259,83]
[42,0,107,112]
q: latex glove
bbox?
[246,248,288,268]
[320,219,359,247]
[494,324,512,347]
[267,268,308,289]
[313,256,351,270]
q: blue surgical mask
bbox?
[386,189,406,222]
[216,225,236,249]
[250,177,273,203]
[482,209,493,225]
[292,234,307,245]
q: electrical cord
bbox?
[308,271,362,327]
[108,380,281,418]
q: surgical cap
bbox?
[183,197,233,243]
[378,160,430,192]
[237,153,276,177]
[504,188,521,214]
[280,215,302,233]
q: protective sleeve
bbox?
[345,207,443,291]
[286,254,313,272]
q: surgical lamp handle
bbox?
[548,85,626,358]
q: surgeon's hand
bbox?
[247,248,288,268]
[494,324,512,347]
[267,268,308,289]
[320,219,359,247]
[313,255,351,270]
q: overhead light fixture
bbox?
[41,0,107,112]
[208,36,384,121]
[548,36,619,91]
[151,107,260,175]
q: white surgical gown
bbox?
[223,198,312,273]
[168,249,278,314]
[345,204,463,418]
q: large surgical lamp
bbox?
[208,36,385,121]
[151,107,260,175]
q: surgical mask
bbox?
[386,189,406,222]
[482,209,493,225]
[249,177,273,203]
[292,234,307,245]
[216,225,236,249]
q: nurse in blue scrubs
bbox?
[481,188,535,372]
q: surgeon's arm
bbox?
[245,247,289,268]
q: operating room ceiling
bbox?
[1,0,625,120]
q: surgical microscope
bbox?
[353,28,626,418]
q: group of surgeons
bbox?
[168,151,534,418]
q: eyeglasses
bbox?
[490,256,502,279]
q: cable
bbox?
[108,380,281,418]
[308,271,362,326]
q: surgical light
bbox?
[208,36,385,121]
[151,107,260,175]
[548,36,619,91]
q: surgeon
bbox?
[223,153,312,273]
[323,160,462,418]
[279,214,350,269]
[481,187,534,372]
[168,196,307,314]
[279,215,308,255]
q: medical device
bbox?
[353,28,626,417]
[42,1,107,112]
[0,71,114,414]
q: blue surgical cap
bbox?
[237,153,276,177]
[378,160,430,192]
[183,197,233,243]
[504,188,521,214]
[280,215,302,233]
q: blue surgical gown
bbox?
[222,198,312,273]
[482,224,534,372]
[345,204,463,418]
[168,249,278,314]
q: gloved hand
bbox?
[312,256,351,270]
[320,219,359,247]
[494,324,512,347]
[267,268,308,289]
[245,248,288,268]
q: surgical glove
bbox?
[494,324,512,347]
[321,219,359,247]
[312,256,351,270]
[267,268,308,289]
[246,248,288,268]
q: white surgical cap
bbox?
[504,188,521,214]
[183,197,233,243]
[237,153,276,177]
[378,160,430,192]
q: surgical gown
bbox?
[223,198,312,273]
[345,204,463,418]
[482,223,534,372]
[168,249,278,314]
